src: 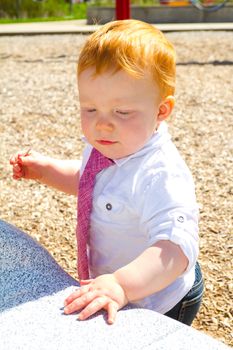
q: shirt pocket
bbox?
[93,194,134,224]
[92,193,146,241]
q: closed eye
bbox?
[115,110,133,119]
[116,110,129,115]
[81,107,96,114]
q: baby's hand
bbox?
[63,274,128,324]
[9,150,46,181]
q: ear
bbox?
[157,96,175,122]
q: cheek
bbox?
[81,116,91,134]
[119,120,146,144]
[124,117,156,147]
[126,117,152,136]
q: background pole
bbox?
[116,0,130,20]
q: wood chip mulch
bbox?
[0,31,232,346]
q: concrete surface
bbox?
[0,19,233,36]
[0,219,231,350]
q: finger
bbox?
[12,164,24,179]
[17,155,31,165]
[64,289,82,307]
[9,155,18,165]
[13,172,24,180]
[64,285,90,306]
[64,290,96,315]
[78,296,109,321]
[107,301,119,325]
[13,163,22,173]
[13,174,23,180]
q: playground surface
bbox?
[0,30,232,346]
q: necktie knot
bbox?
[85,148,114,175]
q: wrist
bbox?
[34,154,54,183]
[113,270,131,303]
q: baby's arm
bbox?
[114,240,188,301]
[10,150,81,195]
[64,240,188,323]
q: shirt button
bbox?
[106,203,112,211]
[177,215,184,223]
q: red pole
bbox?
[116,0,130,20]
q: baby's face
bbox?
[78,68,163,160]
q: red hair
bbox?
[78,20,176,99]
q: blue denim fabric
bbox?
[165,262,204,326]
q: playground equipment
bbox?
[0,219,230,350]
[189,0,229,12]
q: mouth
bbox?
[96,140,117,146]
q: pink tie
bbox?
[76,148,114,280]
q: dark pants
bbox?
[165,262,204,326]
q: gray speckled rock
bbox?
[0,220,78,312]
[0,220,230,350]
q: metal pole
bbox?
[116,0,130,20]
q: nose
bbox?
[96,116,114,132]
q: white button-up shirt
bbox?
[80,122,199,314]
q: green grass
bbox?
[0,1,87,24]
[0,16,85,25]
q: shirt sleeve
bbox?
[138,166,199,273]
